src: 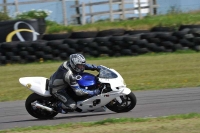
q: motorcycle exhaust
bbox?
[31,102,55,112]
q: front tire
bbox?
[25,93,58,119]
[106,92,137,113]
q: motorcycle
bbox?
[19,65,137,119]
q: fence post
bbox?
[138,0,142,19]
[14,0,19,13]
[82,2,86,25]
[148,0,153,15]
[89,0,94,23]
[75,0,81,24]
[153,0,157,15]
[109,0,113,22]
[3,0,7,13]
[62,0,68,26]
[119,0,125,20]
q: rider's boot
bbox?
[56,102,67,114]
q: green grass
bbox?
[1,113,200,133]
[0,51,200,102]
[46,11,200,33]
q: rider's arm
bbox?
[85,64,101,71]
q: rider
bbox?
[49,53,101,113]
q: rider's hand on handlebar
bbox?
[96,66,101,72]
[94,89,101,95]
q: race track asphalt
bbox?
[0,87,200,130]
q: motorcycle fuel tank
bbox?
[77,73,97,88]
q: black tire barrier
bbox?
[96,29,125,37]
[26,47,35,54]
[42,33,71,41]
[59,52,68,60]
[151,27,175,32]
[43,54,53,60]
[26,55,37,62]
[38,25,200,41]
[138,48,150,54]
[11,56,21,62]
[173,44,184,51]
[89,50,100,57]
[1,26,200,64]
[52,49,60,57]
[42,46,52,54]
[0,56,6,64]
[134,39,148,48]
[179,25,200,31]
[188,28,200,37]
[179,39,194,48]
[77,38,94,45]
[31,41,47,50]
[87,42,99,49]
[129,45,140,52]
[66,48,77,54]
[194,45,200,51]
[148,38,161,44]
[140,33,156,40]
[58,43,70,51]
[1,42,19,50]
[17,42,32,50]
[121,49,133,55]
[19,51,29,58]
[125,30,150,35]
[69,31,98,39]
[112,45,123,51]
[35,51,45,58]
[83,47,91,53]
[63,39,78,45]
[46,40,64,48]
[172,31,188,39]
[94,37,111,46]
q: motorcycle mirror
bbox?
[76,75,82,80]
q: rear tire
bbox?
[106,92,137,113]
[25,93,58,119]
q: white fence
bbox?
[71,0,158,25]
[0,0,158,25]
[0,0,75,25]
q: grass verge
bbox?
[1,113,200,133]
[0,51,200,102]
[46,11,200,33]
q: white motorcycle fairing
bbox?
[19,77,51,97]
[19,77,131,112]
[98,66,131,95]
[77,89,126,112]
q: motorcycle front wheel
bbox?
[106,92,137,113]
[25,93,58,119]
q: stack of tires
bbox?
[1,25,200,65]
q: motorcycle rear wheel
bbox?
[25,93,58,119]
[106,92,137,113]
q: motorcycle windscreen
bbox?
[99,67,118,79]
[19,77,51,96]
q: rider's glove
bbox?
[93,89,101,96]
[96,66,102,72]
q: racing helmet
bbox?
[69,54,86,73]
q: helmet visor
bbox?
[76,64,85,71]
